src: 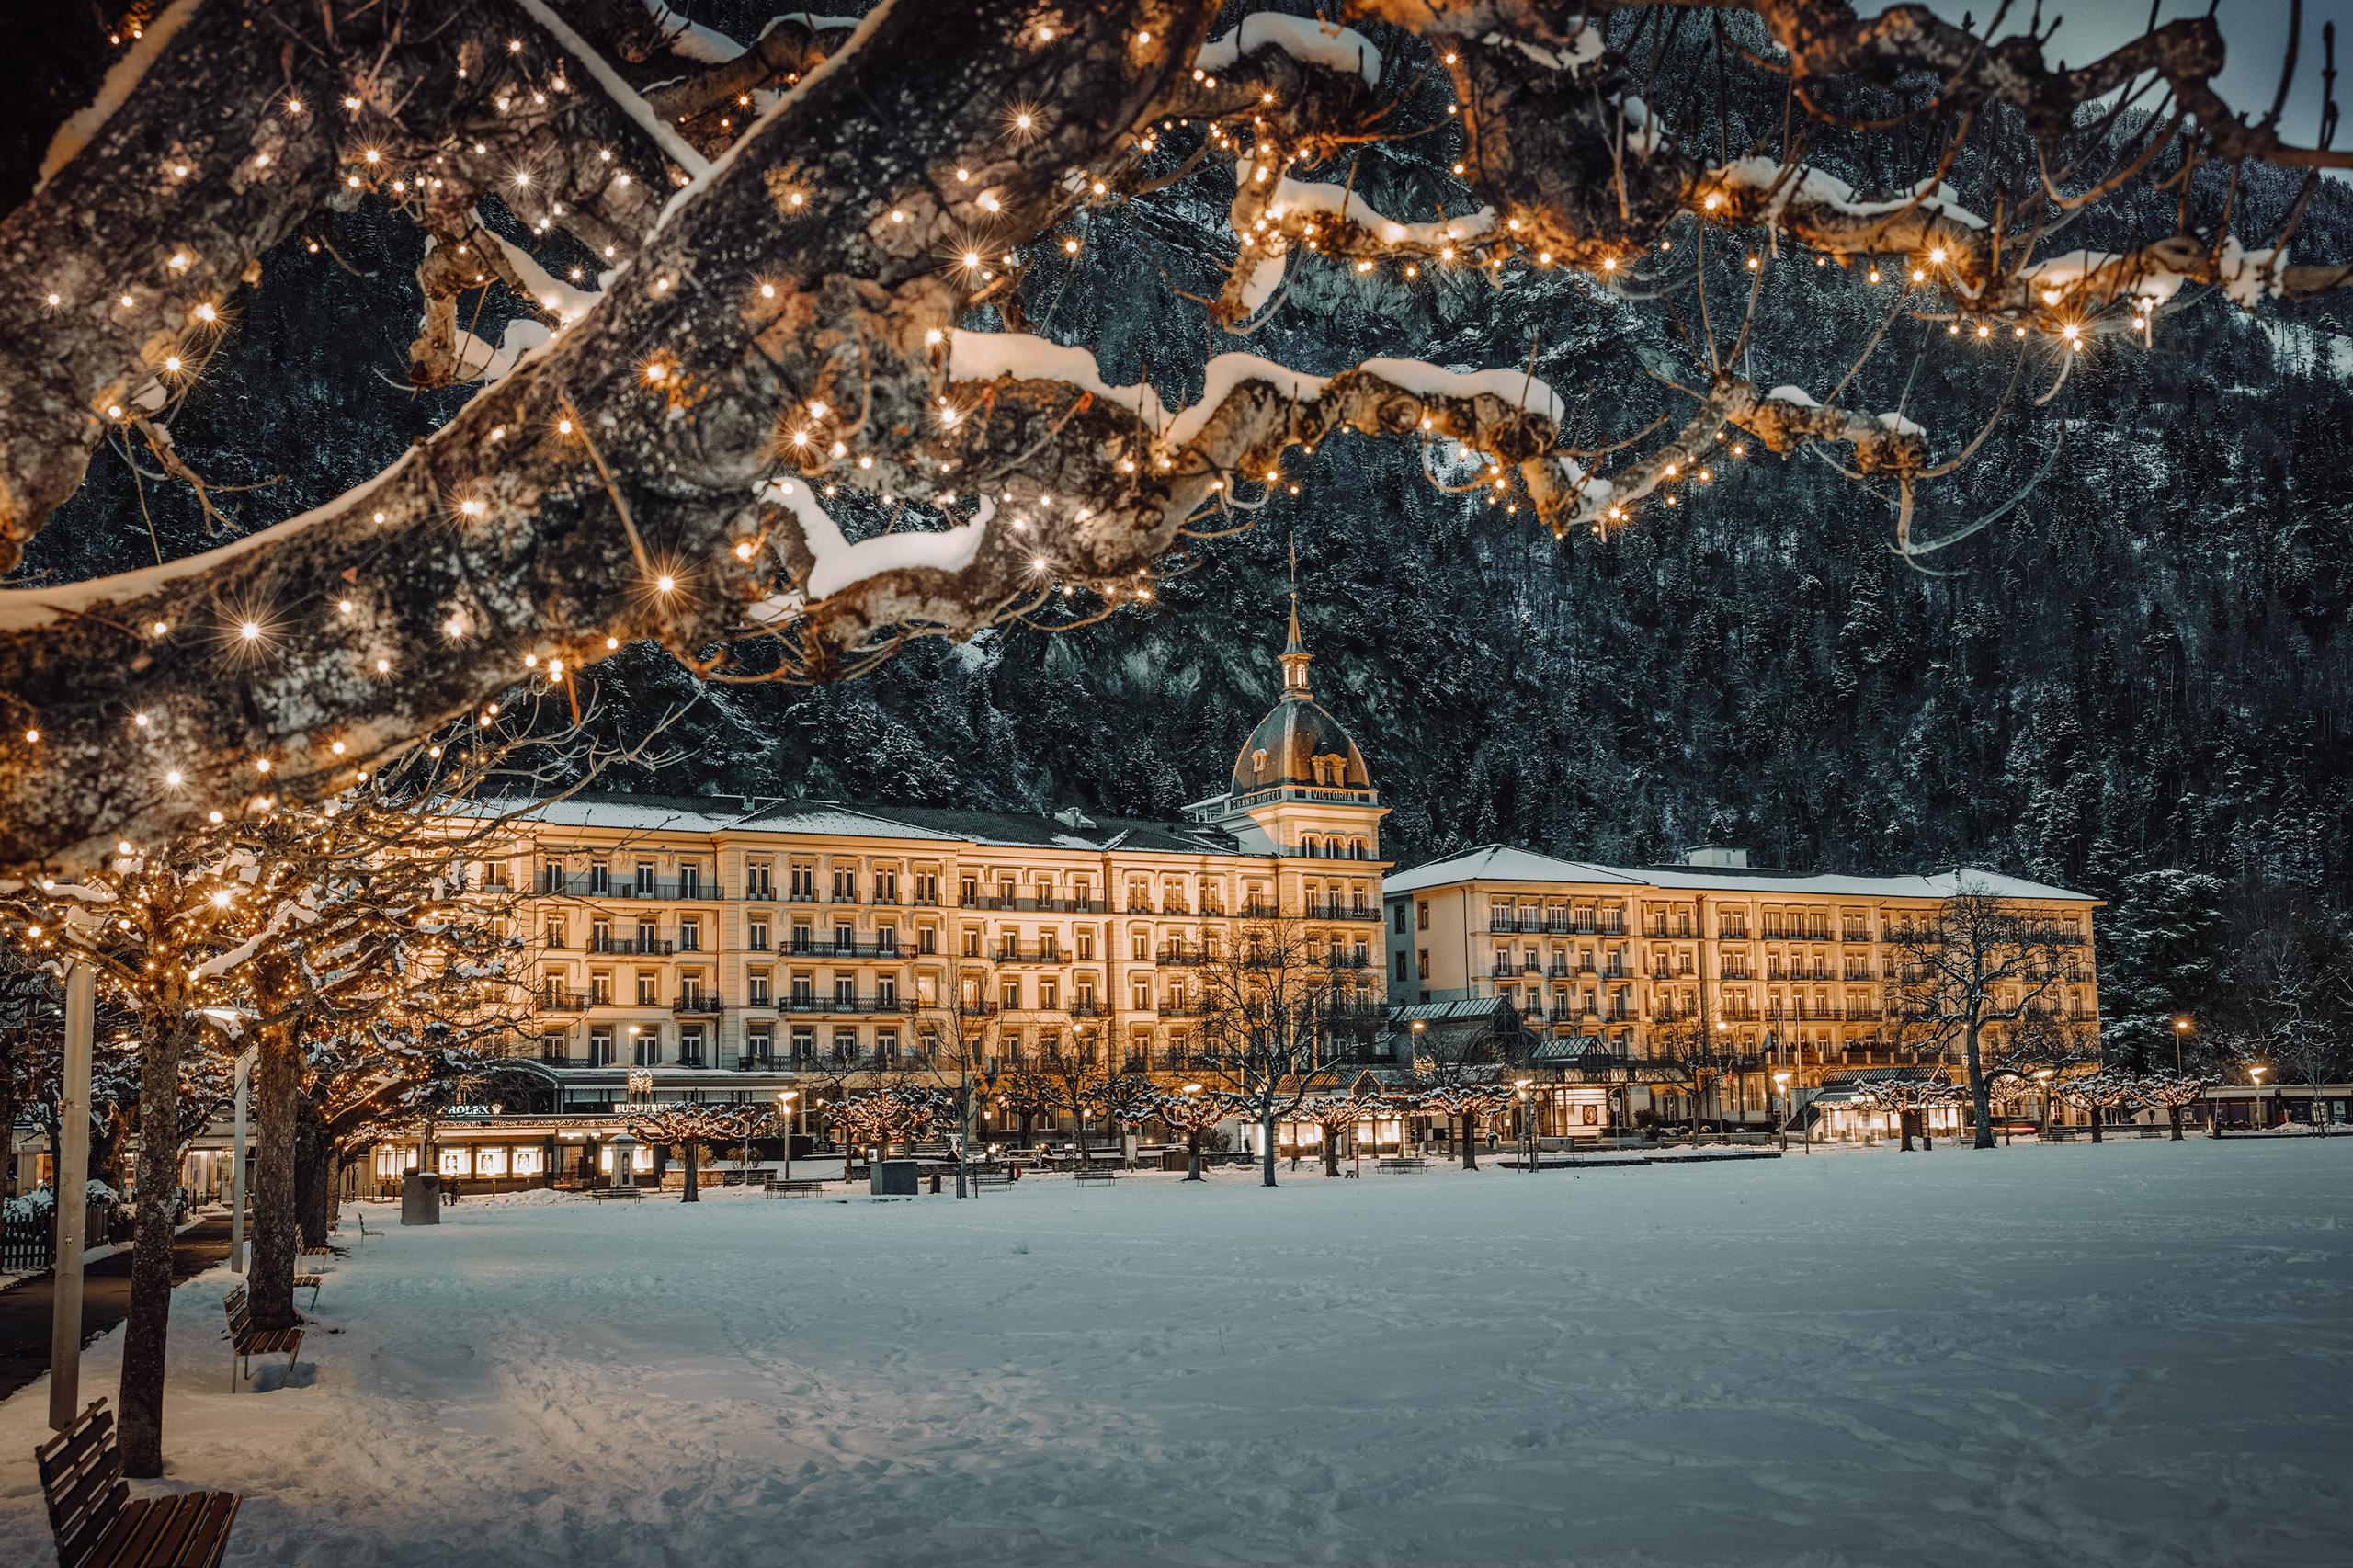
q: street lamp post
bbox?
[1515,1078,1534,1173]
[2174,1016,2189,1075]
[2251,1064,2269,1131]
[1409,1019,1427,1154]
[775,1091,798,1184]
[2035,1069,2055,1142]
[1772,1072,1791,1153]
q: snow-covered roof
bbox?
[1382,845,2097,903]
[462,792,1241,857]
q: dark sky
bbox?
[1910,0,2351,162]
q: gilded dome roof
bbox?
[1228,599,1371,794]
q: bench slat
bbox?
[36,1403,113,1482]
[48,1446,124,1538]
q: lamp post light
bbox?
[1409,1020,1427,1153]
[776,1091,798,1183]
[1772,1072,1791,1153]
[2035,1069,2055,1142]
[1515,1078,1534,1173]
[2174,1016,2190,1075]
[2251,1063,2269,1131]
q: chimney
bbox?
[1684,846,1749,868]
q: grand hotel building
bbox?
[483,607,1390,1127]
[382,609,2103,1180]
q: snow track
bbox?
[0,1142,2347,1565]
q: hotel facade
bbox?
[1383,846,2104,1131]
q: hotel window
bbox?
[791,922,812,953]
[790,1027,814,1061]
[635,971,657,1006]
[963,927,982,957]
[588,861,611,894]
[1131,978,1152,1011]
[678,1026,705,1066]
[635,860,657,896]
[747,971,771,1006]
[961,876,979,905]
[748,918,769,951]
[790,973,814,1006]
[1039,978,1060,1010]
[834,976,856,1006]
[632,1028,660,1066]
[1131,932,1148,960]
[635,918,659,951]
[1074,978,1097,1011]
[678,918,701,953]
[1416,901,1430,931]
[1002,978,1023,1009]
[915,872,940,904]
[544,915,568,949]
[1073,878,1093,910]
[832,868,858,902]
[875,870,898,903]
[1417,948,1429,979]
[877,1029,900,1062]
[1395,951,1408,982]
[878,924,899,953]
[834,922,854,952]
[1075,928,1095,960]
[540,1029,567,1062]
[789,865,815,900]
[877,976,898,1007]
[679,862,702,900]
[918,926,937,954]
[591,919,613,953]
[1040,930,1059,960]
[746,861,774,900]
[832,1028,857,1062]
[590,1026,615,1065]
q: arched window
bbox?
[1252,748,1269,775]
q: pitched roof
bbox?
[1381,844,2097,903]
[479,791,1245,857]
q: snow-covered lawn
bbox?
[4,1140,2349,1567]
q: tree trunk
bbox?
[1186,1126,1204,1181]
[1260,1111,1278,1187]
[1899,1110,1916,1152]
[1461,1113,1479,1171]
[293,1101,332,1249]
[2088,1108,2103,1143]
[682,1142,699,1201]
[117,1015,186,1478]
[247,1022,302,1332]
[1323,1127,1341,1177]
[2169,1105,2184,1141]
[1965,1022,1996,1149]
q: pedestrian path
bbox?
[0,1216,233,1400]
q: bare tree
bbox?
[1408,1002,1529,1169]
[1884,886,2084,1150]
[1154,1084,1229,1182]
[2217,923,2349,1131]
[1193,915,1350,1187]
[625,1103,772,1200]
[2,4,2347,867]
[2129,1074,2211,1142]
[2055,1071,2137,1143]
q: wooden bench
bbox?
[1374,1157,1429,1174]
[221,1286,302,1392]
[763,1176,830,1197]
[37,1398,239,1568]
[295,1243,330,1309]
[971,1168,1017,1187]
[587,1185,642,1200]
[1073,1165,1120,1184]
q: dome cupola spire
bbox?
[1279,539,1313,698]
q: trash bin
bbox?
[400,1168,441,1225]
[870,1159,918,1197]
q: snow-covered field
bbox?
[4,1140,2349,1567]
